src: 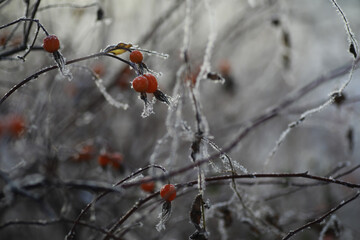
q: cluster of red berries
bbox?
[97,152,123,169]
[0,114,26,138]
[43,35,60,53]
[71,144,124,170]
[129,50,159,94]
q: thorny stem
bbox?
[182,0,207,231]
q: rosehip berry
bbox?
[129,50,143,63]
[43,35,60,53]
[160,184,176,202]
[141,181,155,193]
[98,153,111,167]
[144,74,158,93]
[132,75,148,92]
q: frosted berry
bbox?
[160,184,176,202]
[132,75,148,92]
[43,35,60,53]
[129,50,143,63]
[144,74,158,93]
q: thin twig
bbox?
[282,191,360,240]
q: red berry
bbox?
[110,153,123,169]
[132,75,148,92]
[98,153,111,167]
[43,35,60,53]
[8,115,25,137]
[160,184,176,202]
[141,181,155,193]
[144,74,158,93]
[75,145,94,161]
[129,50,143,63]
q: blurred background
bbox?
[1,0,360,239]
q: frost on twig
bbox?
[140,94,155,118]
[53,51,73,81]
[329,0,359,59]
[155,201,172,232]
[265,0,359,167]
[94,78,129,110]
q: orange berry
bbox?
[141,181,155,193]
[132,75,148,92]
[98,153,111,167]
[160,184,176,202]
[129,50,143,63]
[144,74,158,93]
[43,35,60,53]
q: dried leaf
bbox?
[96,7,104,21]
[206,72,222,81]
[190,194,203,228]
[155,201,172,232]
[153,90,170,105]
[346,127,354,152]
[104,43,132,55]
[349,42,357,59]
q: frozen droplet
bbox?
[141,97,155,118]
[132,48,169,59]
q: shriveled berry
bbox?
[129,50,143,63]
[132,75,148,92]
[144,74,158,93]
[160,184,176,202]
[43,35,60,53]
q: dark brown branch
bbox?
[102,192,159,240]
[282,191,360,240]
